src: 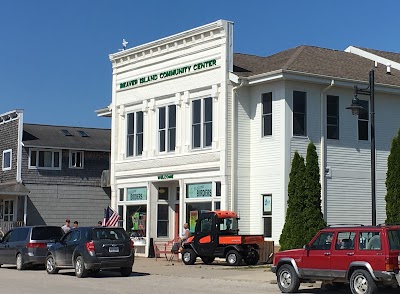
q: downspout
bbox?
[320,80,334,222]
[231,79,245,212]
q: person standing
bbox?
[73,221,79,229]
[178,223,190,244]
[62,219,71,233]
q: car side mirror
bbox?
[303,244,310,250]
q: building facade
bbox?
[0,110,111,232]
[98,20,400,255]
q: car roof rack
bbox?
[326,224,365,227]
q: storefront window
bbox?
[186,183,212,198]
[127,187,147,201]
[126,205,146,238]
[186,202,212,234]
[158,187,169,200]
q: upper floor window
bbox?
[69,151,84,169]
[29,149,61,170]
[327,95,339,140]
[158,105,176,153]
[127,111,144,157]
[293,91,307,136]
[192,97,212,149]
[358,100,369,141]
[262,93,272,136]
[2,149,12,171]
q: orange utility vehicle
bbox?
[181,210,264,266]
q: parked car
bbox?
[0,226,65,270]
[46,226,134,278]
[272,225,400,293]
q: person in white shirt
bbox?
[61,219,71,233]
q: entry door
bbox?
[3,200,14,221]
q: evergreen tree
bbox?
[279,151,306,251]
[303,142,326,244]
[385,129,400,224]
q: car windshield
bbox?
[32,227,64,240]
[92,228,127,240]
[388,230,400,250]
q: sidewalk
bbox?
[132,256,277,283]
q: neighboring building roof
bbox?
[22,124,111,151]
[355,47,400,64]
[0,182,30,196]
[233,45,400,86]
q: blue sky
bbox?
[1,0,398,129]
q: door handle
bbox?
[376,252,382,256]
[347,252,354,256]
[324,252,331,256]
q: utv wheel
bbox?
[16,253,25,270]
[277,264,300,293]
[75,256,88,278]
[120,266,132,277]
[243,250,259,265]
[181,248,196,265]
[226,250,242,266]
[46,254,59,274]
[350,269,377,294]
[201,256,215,265]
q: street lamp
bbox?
[346,69,376,226]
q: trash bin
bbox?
[148,237,155,258]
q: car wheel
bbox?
[243,250,259,266]
[181,248,196,265]
[277,264,300,293]
[120,266,132,277]
[350,269,377,294]
[226,250,242,266]
[16,253,25,271]
[201,256,215,265]
[46,254,59,274]
[75,256,88,278]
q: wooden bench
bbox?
[153,238,180,262]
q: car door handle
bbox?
[376,253,382,256]
[347,252,354,256]
[324,252,331,256]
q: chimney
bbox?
[387,63,391,74]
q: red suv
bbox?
[272,225,400,293]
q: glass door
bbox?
[4,200,14,221]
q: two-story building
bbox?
[97,20,400,254]
[0,109,111,232]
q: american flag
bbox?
[102,206,120,227]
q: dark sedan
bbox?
[46,226,134,278]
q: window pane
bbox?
[30,151,37,166]
[192,100,201,124]
[4,151,11,168]
[157,204,169,237]
[293,91,306,113]
[216,182,221,196]
[127,113,134,135]
[158,187,169,200]
[168,105,176,128]
[293,114,305,136]
[136,112,143,132]
[127,136,134,156]
[159,107,166,129]
[358,121,368,140]
[327,126,338,140]
[204,98,212,122]
[192,124,201,148]
[119,189,124,201]
[264,217,272,238]
[204,122,212,147]
[44,151,52,167]
[54,152,60,167]
[136,134,143,155]
[159,130,166,152]
[262,93,272,114]
[263,115,272,136]
[327,95,339,117]
[358,100,369,120]
[168,128,176,152]
[359,232,381,250]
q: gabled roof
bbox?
[22,124,111,151]
[233,45,400,87]
[355,47,400,64]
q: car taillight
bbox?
[26,242,46,248]
[130,239,135,250]
[86,241,95,253]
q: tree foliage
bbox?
[385,129,400,224]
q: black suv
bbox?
[46,226,134,278]
[0,226,65,270]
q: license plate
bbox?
[109,246,119,253]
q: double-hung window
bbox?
[29,149,61,169]
[192,97,212,149]
[262,92,272,136]
[158,105,176,153]
[69,151,84,168]
[327,95,339,140]
[2,149,12,171]
[358,100,369,141]
[127,111,144,157]
[293,91,307,136]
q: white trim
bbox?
[69,150,84,169]
[22,145,110,152]
[16,111,23,182]
[28,148,62,170]
[2,149,12,171]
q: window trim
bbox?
[126,111,144,157]
[158,105,176,154]
[69,150,84,169]
[293,91,307,136]
[262,194,272,238]
[327,95,339,140]
[28,149,62,170]
[2,149,12,171]
[191,97,213,150]
[262,92,272,137]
